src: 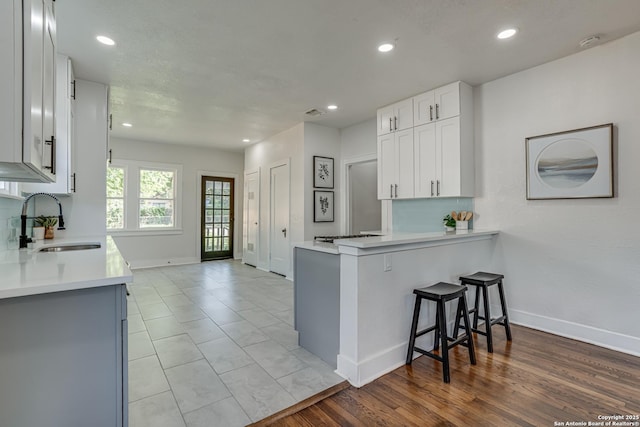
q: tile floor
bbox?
[127,260,344,427]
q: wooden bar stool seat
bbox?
[406,282,476,383]
[458,272,512,353]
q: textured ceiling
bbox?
[55,0,640,151]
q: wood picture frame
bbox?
[525,123,614,200]
[314,190,334,222]
[313,156,334,189]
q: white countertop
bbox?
[294,241,340,254]
[0,236,133,299]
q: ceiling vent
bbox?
[579,35,601,49]
[305,108,325,117]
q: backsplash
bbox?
[0,197,24,250]
[392,198,474,233]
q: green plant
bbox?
[34,215,58,228]
[443,214,456,228]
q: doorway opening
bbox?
[201,176,234,261]
[347,159,381,234]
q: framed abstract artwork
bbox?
[314,191,334,222]
[525,123,613,200]
[313,156,334,188]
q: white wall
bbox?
[475,31,640,355]
[110,138,244,269]
[340,118,377,160]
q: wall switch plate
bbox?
[384,254,392,272]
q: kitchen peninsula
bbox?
[0,236,132,426]
[294,230,499,387]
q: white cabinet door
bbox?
[394,98,413,131]
[377,133,395,199]
[414,123,437,198]
[413,90,435,127]
[377,105,394,136]
[437,117,461,197]
[434,82,460,122]
[41,0,56,177]
[395,129,414,198]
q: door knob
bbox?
[282,228,287,237]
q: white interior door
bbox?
[243,170,259,267]
[270,163,290,276]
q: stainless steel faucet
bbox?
[19,192,66,249]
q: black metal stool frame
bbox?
[457,272,512,353]
[406,283,476,383]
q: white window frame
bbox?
[107,159,183,236]
[0,181,22,200]
[106,164,128,231]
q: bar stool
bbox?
[406,282,476,383]
[458,272,512,353]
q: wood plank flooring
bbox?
[260,325,640,426]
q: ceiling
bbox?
[56,0,640,152]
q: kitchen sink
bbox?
[38,243,101,252]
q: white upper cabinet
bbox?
[377,128,414,200]
[0,0,57,182]
[376,98,413,136]
[23,55,76,195]
[413,81,463,127]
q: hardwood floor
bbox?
[259,325,640,426]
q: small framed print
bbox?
[313,156,334,188]
[525,123,613,200]
[314,191,334,222]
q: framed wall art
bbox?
[313,156,334,188]
[525,123,613,200]
[314,190,334,222]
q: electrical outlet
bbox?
[384,254,392,272]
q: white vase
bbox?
[33,227,45,240]
[456,220,469,230]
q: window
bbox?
[106,160,182,234]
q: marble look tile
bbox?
[146,316,185,341]
[198,337,254,374]
[127,300,141,315]
[272,309,294,326]
[277,366,345,401]
[182,318,226,344]
[154,334,203,369]
[128,355,170,402]
[129,391,186,427]
[139,302,173,321]
[170,304,207,323]
[153,284,184,297]
[261,322,299,351]
[162,294,194,310]
[219,363,296,422]
[220,320,270,347]
[128,314,147,334]
[244,340,307,379]
[128,331,156,361]
[183,397,250,427]
[237,308,281,328]
[218,297,257,311]
[164,359,231,413]
[203,306,243,326]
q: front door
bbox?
[270,163,290,276]
[201,176,234,260]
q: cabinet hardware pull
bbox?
[71,173,76,193]
[109,114,113,131]
[71,80,76,100]
[394,184,398,198]
[108,149,112,164]
[394,116,397,130]
[431,180,434,197]
[390,184,393,198]
[430,105,433,121]
[389,118,392,132]
[44,136,56,174]
[436,103,439,119]
[437,180,440,196]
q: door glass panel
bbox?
[201,177,234,260]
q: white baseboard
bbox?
[337,342,408,388]
[129,257,199,270]
[509,308,640,357]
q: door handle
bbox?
[282,228,287,237]
[430,180,434,197]
[394,184,398,198]
[429,105,433,121]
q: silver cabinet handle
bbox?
[394,116,397,130]
[390,184,393,198]
[437,180,441,196]
[430,180,434,197]
[394,184,398,198]
[430,105,433,121]
[436,103,440,120]
[389,118,392,132]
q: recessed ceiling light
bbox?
[378,43,394,53]
[242,139,251,143]
[497,28,518,40]
[327,105,338,110]
[122,123,132,127]
[96,35,116,46]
